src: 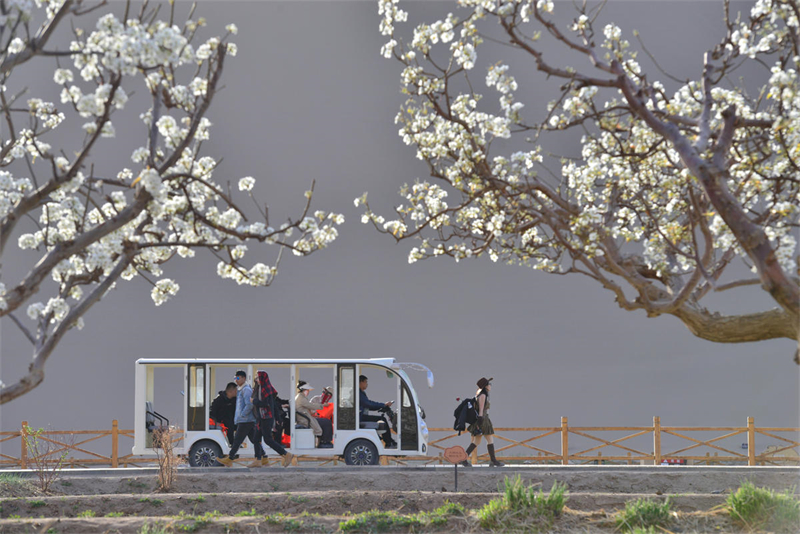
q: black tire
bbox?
[344,439,379,466]
[188,440,222,467]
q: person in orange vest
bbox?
[312,386,334,421]
[296,382,334,448]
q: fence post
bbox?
[747,416,755,466]
[561,417,569,465]
[653,416,661,465]
[111,420,119,468]
[20,421,28,469]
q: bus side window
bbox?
[338,365,355,430]
[187,364,206,432]
[401,382,418,451]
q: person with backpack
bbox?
[252,370,294,467]
[461,377,504,467]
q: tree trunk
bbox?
[672,306,798,344]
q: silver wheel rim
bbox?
[348,443,375,466]
[193,446,218,467]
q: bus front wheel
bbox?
[188,440,222,467]
[344,439,379,466]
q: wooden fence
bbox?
[0,421,154,469]
[1,417,797,469]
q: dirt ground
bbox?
[0,467,796,533]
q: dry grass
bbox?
[22,425,71,494]
[152,427,184,492]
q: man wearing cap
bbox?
[295,382,333,448]
[218,370,265,467]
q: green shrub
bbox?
[615,498,671,532]
[138,497,165,506]
[338,502,465,532]
[28,500,46,508]
[235,508,258,516]
[420,502,466,527]
[0,474,24,486]
[282,518,305,531]
[727,481,800,533]
[340,510,423,532]
[138,523,169,534]
[477,476,568,531]
[105,511,124,517]
[77,509,96,518]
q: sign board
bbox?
[443,446,468,464]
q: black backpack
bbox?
[453,397,478,435]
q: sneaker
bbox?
[384,440,398,449]
[489,460,505,467]
[217,456,233,467]
[281,452,294,467]
[459,460,472,468]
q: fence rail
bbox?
[1,417,797,469]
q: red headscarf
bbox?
[256,370,278,420]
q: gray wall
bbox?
[0,1,797,449]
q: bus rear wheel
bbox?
[344,439,379,466]
[188,440,222,467]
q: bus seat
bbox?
[146,402,156,431]
[145,402,169,430]
[359,421,386,431]
[295,412,311,429]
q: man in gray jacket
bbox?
[218,370,265,467]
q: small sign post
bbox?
[443,446,469,492]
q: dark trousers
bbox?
[361,413,393,444]
[228,422,265,459]
[316,417,333,444]
[223,424,235,446]
[257,417,287,456]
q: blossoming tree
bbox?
[0,0,342,403]
[362,0,799,357]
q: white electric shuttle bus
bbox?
[132,358,433,466]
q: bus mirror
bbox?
[427,371,434,389]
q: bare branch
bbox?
[6,313,36,345]
[0,253,133,405]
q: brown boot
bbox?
[217,456,233,467]
[261,457,272,467]
[488,444,505,467]
[247,459,262,468]
[281,452,294,467]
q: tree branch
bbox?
[0,252,133,404]
[672,306,798,343]
[6,313,35,345]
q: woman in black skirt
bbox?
[461,377,504,467]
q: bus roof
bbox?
[135,357,398,367]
